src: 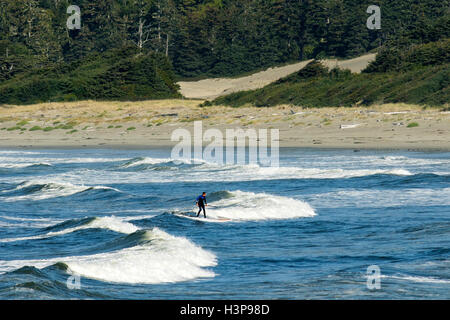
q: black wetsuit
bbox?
[196,195,207,218]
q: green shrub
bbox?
[407,122,419,128]
[200,100,213,107]
[364,39,450,73]
[276,60,329,84]
[16,120,28,126]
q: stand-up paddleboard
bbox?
[172,211,232,223]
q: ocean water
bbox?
[0,148,449,300]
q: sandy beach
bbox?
[3,53,447,151]
[0,100,449,150]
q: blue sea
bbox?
[0,148,449,299]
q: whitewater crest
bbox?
[115,158,414,182]
[0,216,138,243]
[1,180,120,202]
[202,190,316,221]
[0,162,52,169]
[120,157,207,169]
[0,227,217,285]
[65,228,217,284]
[251,166,413,180]
[381,274,450,285]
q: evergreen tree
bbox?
[1,0,449,85]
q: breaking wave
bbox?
[382,274,450,284]
[64,228,217,284]
[199,190,316,221]
[1,227,217,285]
[0,180,121,202]
[119,157,206,171]
[0,163,52,169]
[0,216,138,243]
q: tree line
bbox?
[0,0,448,103]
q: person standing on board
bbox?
[196,192,208,218]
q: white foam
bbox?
[0,216,138,243]
[252,166,413,180]
[205,190,316,221]
[121,157,205,168]
[121,157,173,168]
[65,228,217,284]
[1,180,120,202]
[54,157,129,164]
[0,221,29,228]
[120,214,159,222]
[0,151,43,155]
[0,162,52,169]
[117,164,413,183]
[374,156,450,166]
[86,216,139,234]
[0,228,217,284]
[0,156,129,170]
[383,275,450,284]
[314,187,450,208]
[0,159,420,186]
[187,164,413,182]
[0,216,59,228]
[0,156,128,163]
[433,172,450,176]
[0,215,56,223]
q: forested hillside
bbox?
[0,0,449,104]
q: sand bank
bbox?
[0,100,449,151]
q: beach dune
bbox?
[178,54,376,100]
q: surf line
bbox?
[180,304,215,318]
[171,121,279,167]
